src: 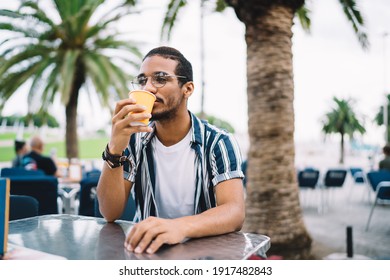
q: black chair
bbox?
[94,193,136,221]
[324,169,347,188]
[322,169,347,211]
[365,171,390,230]
[9,195,39,221]
[297,169,320,210]
[8,176,58,215]
[298,169,320,189]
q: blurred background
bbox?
[1,0,389,168]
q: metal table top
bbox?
[8,214,270,260]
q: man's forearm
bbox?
[178,202,245,239]
[96,163,130,222]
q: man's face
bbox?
[138,55,186,121]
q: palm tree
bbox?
[161,0,367,258]
[322,97,366,164]
[374,93,390,142]
[0,0,142,159]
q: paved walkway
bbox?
[301,175,390,260]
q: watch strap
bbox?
[102,144,127,168]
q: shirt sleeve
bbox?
[210,133,245,186]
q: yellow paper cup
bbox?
[128,90,156,126]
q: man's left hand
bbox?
[124,216,187,254]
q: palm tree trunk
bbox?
[65,59,85,159]
[227,1,311,259]
[65,90,79,159]
[340,133,345,164]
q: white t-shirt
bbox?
[153,130,196,219]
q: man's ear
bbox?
[183,81,194,99]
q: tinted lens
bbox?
[137,76,148,86]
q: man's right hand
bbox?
[108,97,153,155]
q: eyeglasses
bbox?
[131,72,187,90]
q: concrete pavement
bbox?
[301,175,390,260]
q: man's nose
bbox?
[143,77,157,93]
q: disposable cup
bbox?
[128,90,156,126]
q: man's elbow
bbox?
[235,212,245,231]
[232,205,245,232]
[99,206,120,223]
[104,216,117,223]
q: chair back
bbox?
[324,169,347,188]
[366,170,390,193]
[298,169,320,189]
[350,167,365,183]
[365,170,390,230]
[84,169,101,179]
[94,194,136,221]
[9,195,39,221]
[8,176,58,215]
[0,167,45,177]
[78,174,100,216]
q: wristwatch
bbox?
[102,144,127,169]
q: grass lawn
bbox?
[0,136,109,162]
[0,132,33,141]
[45,137,109,159]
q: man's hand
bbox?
[124,217,187,254]
[109,97,153,154]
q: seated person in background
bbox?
[11,139,29,168]
[23,135,58,176]
[379,143,390,171]
[97,46,245,254]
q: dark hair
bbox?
[14,140,26,152]
[383,144,390,156]
[143,46,193,86]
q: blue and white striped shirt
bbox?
[123,111,244,220]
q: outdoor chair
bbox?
[78,170,101,216]
[365,171,390,230]
[322,168,348,211]
[324,169,347,188]
[94,192,136,221]
[349,167,370,202]
[297,169,321,211]
[84,169,101,179]
[350,167,365,184]
[9,195,39,221]
[0,167,45,177]
[8,176,59,215]
[298,169,320,188]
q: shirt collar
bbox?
[141,111,204,147]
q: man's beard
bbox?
[151,95,185,122]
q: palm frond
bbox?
[338,0,369,49]
[296,5,311,32]
[58,49,80,105]
[160,0,188,43]
[322,96,366,139]
[215,0,228,12]
[0,22,40,38]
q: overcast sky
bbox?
[2,0,390,147]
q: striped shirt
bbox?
[123,111,244,221]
